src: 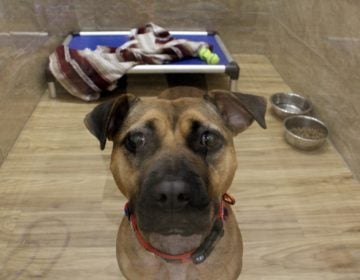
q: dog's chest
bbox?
[160,263,200,280]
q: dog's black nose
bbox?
[153,180,191,210]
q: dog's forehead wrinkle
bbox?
[132,98,220,130]
[181,112,224,134]
[124,106,170,132]
[168,101,180,131]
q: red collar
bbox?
[124,193,235,264]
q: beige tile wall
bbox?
[266,0,360,179]
[0,34,60,165]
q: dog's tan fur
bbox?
[84,87,267,280]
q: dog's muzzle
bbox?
[132,158,211,235]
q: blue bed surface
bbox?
[68,33,229,66]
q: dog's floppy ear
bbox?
[84,94,140,150]
[206,90,267,135]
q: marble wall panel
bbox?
[0,34,60,165]
[0,0,269,51]
[268,0,360,86]
[71,0,269,53]
[74,0,233,31]
[74,0,163,31]
[0,1,5,31]
[266,0,360,179]
[217,12,269,54]
[0,0,43,32]
[0,0,80,34]
[42,0,79,35]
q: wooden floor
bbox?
[1,55,360,280]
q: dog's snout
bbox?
[135,157,211,234]
[154,180,191,210]
[136,170,211,235]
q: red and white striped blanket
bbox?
[49,23,210,101]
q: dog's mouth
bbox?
[134,200,213,236]
[127,198,224,260]
[157,227,194,235]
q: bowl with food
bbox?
[283,115,328,150]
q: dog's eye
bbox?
[187,122,224,156]
[125,132,146,153]
[200,131,216,147]
[199,131,222,151]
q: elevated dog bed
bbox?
[46,30,239,99]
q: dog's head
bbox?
[84,88,266,236]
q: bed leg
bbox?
[45,66,57,98]
[48,82,57,98]
[226,62,240,92]
[230,79,238,92]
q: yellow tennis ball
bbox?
[208,53,220,65]
[198,47,211,59]
[198,47,220,64]
[198,47,205,57]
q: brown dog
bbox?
[84,87,266,280]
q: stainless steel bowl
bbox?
[284,115,328,150]
[270,92,312,118]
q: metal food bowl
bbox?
[270,92,312,118]
[284,115,328,150]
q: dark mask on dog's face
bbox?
[84,90,266,236]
